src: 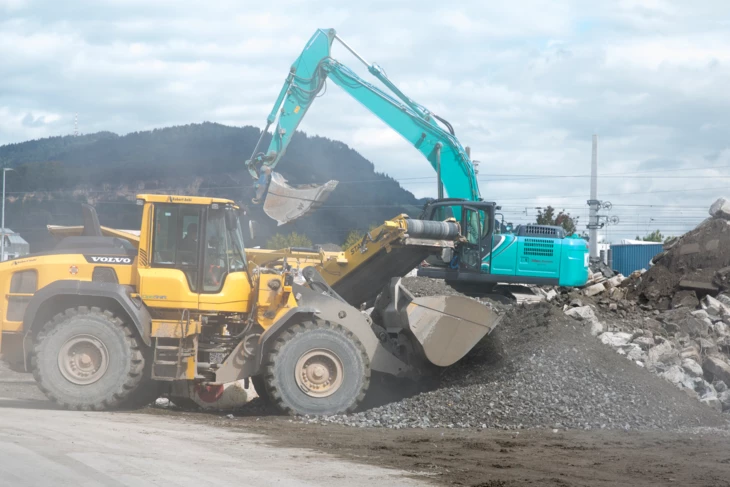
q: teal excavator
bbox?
[245,28,589,289]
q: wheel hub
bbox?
[58,334,110,385]
[295,349,344,398]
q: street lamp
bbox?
[1,168,14,262]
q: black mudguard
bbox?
[23,280,152,346]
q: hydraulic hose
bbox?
[433,114,455,135]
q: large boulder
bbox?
[564,306,604,336]
[717,293,730,308]
[583,283,606,297]
[682,358,704,378]
[703,356,730,386]
[671,290,699,310]
[702,295,730,318]
[709,197,730,219]
[646,341,680,371]
[632,336,655,350]
[599,332,633,348]
[565,305,596,321]
[659,308,711,337]
[679,344,701,363]
[714,269,730,290]
[719,390,730,411]
[660,365,690,386]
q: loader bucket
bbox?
[263,172,338,225]
[372,277,503,368]
[405,295,501,367]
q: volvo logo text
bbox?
[85,256,134,265]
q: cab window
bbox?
[464,208,490,245]
[151,204,202,291]
[202,207,249,292]
[433,205,461,222]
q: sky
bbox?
[1,0,730,242]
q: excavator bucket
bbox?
[372,278,503,368]
[263,172,338,225]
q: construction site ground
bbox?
[3,330,730,486]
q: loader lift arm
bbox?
[245,28,481,212]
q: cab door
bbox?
[459,206,491,274]
[197,207,251,313]
[138,203,201,309]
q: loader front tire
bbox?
[31,306,146,411]
[263,320,370,416]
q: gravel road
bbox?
[0,366,425,487]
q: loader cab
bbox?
[136,195,251,312]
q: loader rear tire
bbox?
[263,320,370,416]
[31,306,146,411]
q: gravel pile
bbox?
[304,300,729,430]
[627,213,730,309]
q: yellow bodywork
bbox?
[1,193,451,382]
[46,212,430,296]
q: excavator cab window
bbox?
[429,204,461,223]
[460,207,491,272]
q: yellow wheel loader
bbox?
[0,195,501,415]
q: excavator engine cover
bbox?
[373,278,503,367]
[263,172,338,225]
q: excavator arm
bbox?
[245,28,481,224]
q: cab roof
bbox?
[136,194,237,207]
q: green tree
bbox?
[536,206,579,236]
[266,232,312,249]
[636,230,664,242]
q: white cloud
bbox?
[1,0,730,239]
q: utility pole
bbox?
[587,135,600,263]
[1,168,13,262]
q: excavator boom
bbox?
[245,28,480,223]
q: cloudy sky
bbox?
[2,0,729,241]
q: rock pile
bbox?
[556,290,730,414]
[304,299,726,430]
[626,198,730,310]
[549,200,730,415]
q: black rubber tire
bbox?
[31,306,146,411]
[250,375,271,405]
[263,320,370,416]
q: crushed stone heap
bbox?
[305,295,726,430]
[626,198,730,310]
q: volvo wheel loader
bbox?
[0,195,501,415]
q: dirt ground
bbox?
[4,364,730,486]
[7,358,730,487]
[141,407,730,487]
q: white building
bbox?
[0,228,29,261]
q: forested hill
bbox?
[0,122,428,251]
